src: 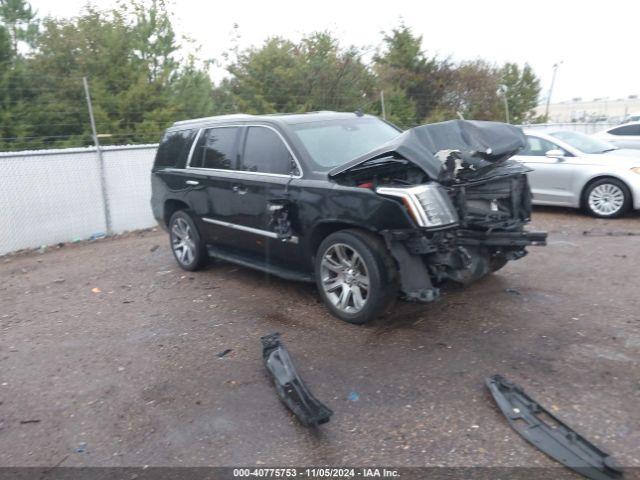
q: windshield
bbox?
[549,131,617,154]
[290,117,401,169]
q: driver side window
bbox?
[522,136,563,156]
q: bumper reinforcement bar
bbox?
[486,374,623,480]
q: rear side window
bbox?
[191,127,238,170]
[154,129,196,169]
[241,126,295,175]
[609,124,640,136]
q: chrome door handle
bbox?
[185,180,200,186]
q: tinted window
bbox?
[241,127,294,175]
[609,124,640,136]
[521,136,559,156]
[191,127,238,169]
[154,129,196,168]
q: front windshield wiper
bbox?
[601,148,618,153]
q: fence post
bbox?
[380,90,386,120]
[83,76,112,235]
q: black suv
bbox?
[151,112,546,324]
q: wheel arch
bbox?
[307,221,380,265]
[164,198,190,227]
[580,175,633,209]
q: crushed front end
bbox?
[330,120,547,302]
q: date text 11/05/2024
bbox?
[232,468,400,478]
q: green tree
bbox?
[0,0,37,54]
[434,60,503,121]
[500,62,542,124]
[0,0,215,150]
[224,32,376,114]
[374,24,450,126]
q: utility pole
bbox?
[83,76,112,235]
[544,62,563,121]
[380,90,386,120]
[498,84,510,124]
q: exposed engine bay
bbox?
[328,120,547,302]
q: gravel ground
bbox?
[0,207,639,472]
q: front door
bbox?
[225,125,303,267]
[513,135,577,206]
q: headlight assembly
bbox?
[376,183,459,228]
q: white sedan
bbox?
[592,122,640,149]
[513,130,640,217]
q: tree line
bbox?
[0,0,544,151]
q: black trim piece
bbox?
[206,245,312,283]
[261,333,333,427]
[486,375,624,480]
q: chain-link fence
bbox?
[0,144,158,255]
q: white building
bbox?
[534,96,640,123]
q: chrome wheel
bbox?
[588,183,625,216]
[320,243,369,314]
[171,217,195,265]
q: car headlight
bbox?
[376,184,459,228]
[631,167,640,175]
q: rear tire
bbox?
[169,210,207,271]
[583,178,631,218]
[315,229,397,324]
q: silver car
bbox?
[592,122,640,149]
[514,130,640,218]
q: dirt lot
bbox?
[1,208,639,471]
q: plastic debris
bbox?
[261,332,333,427]
[91,287,101,293]
[217,349,233,358]
[347,391,360,402]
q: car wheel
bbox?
[315,229,397,324]
[583,178,631,218]
[169,210,207,271]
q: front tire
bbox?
[169,210,207,271]
[315,229,397,324]
[583,178,631,218]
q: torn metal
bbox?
[486,374,624,480]
[261,333,333,427]
[329,119,528,183]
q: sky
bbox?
[29,0,639,105]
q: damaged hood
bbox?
[329,119,527,181]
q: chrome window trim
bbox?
[202,217,299,244]
[186,124,303,179]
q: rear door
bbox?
[185,126,242,249]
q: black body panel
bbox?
[150,112,545,290]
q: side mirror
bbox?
[545,149,565,159]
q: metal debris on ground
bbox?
[261,332,333,427]
[486,374,623,480]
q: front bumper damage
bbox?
[382,226,547,302]
[486,375,624,480]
